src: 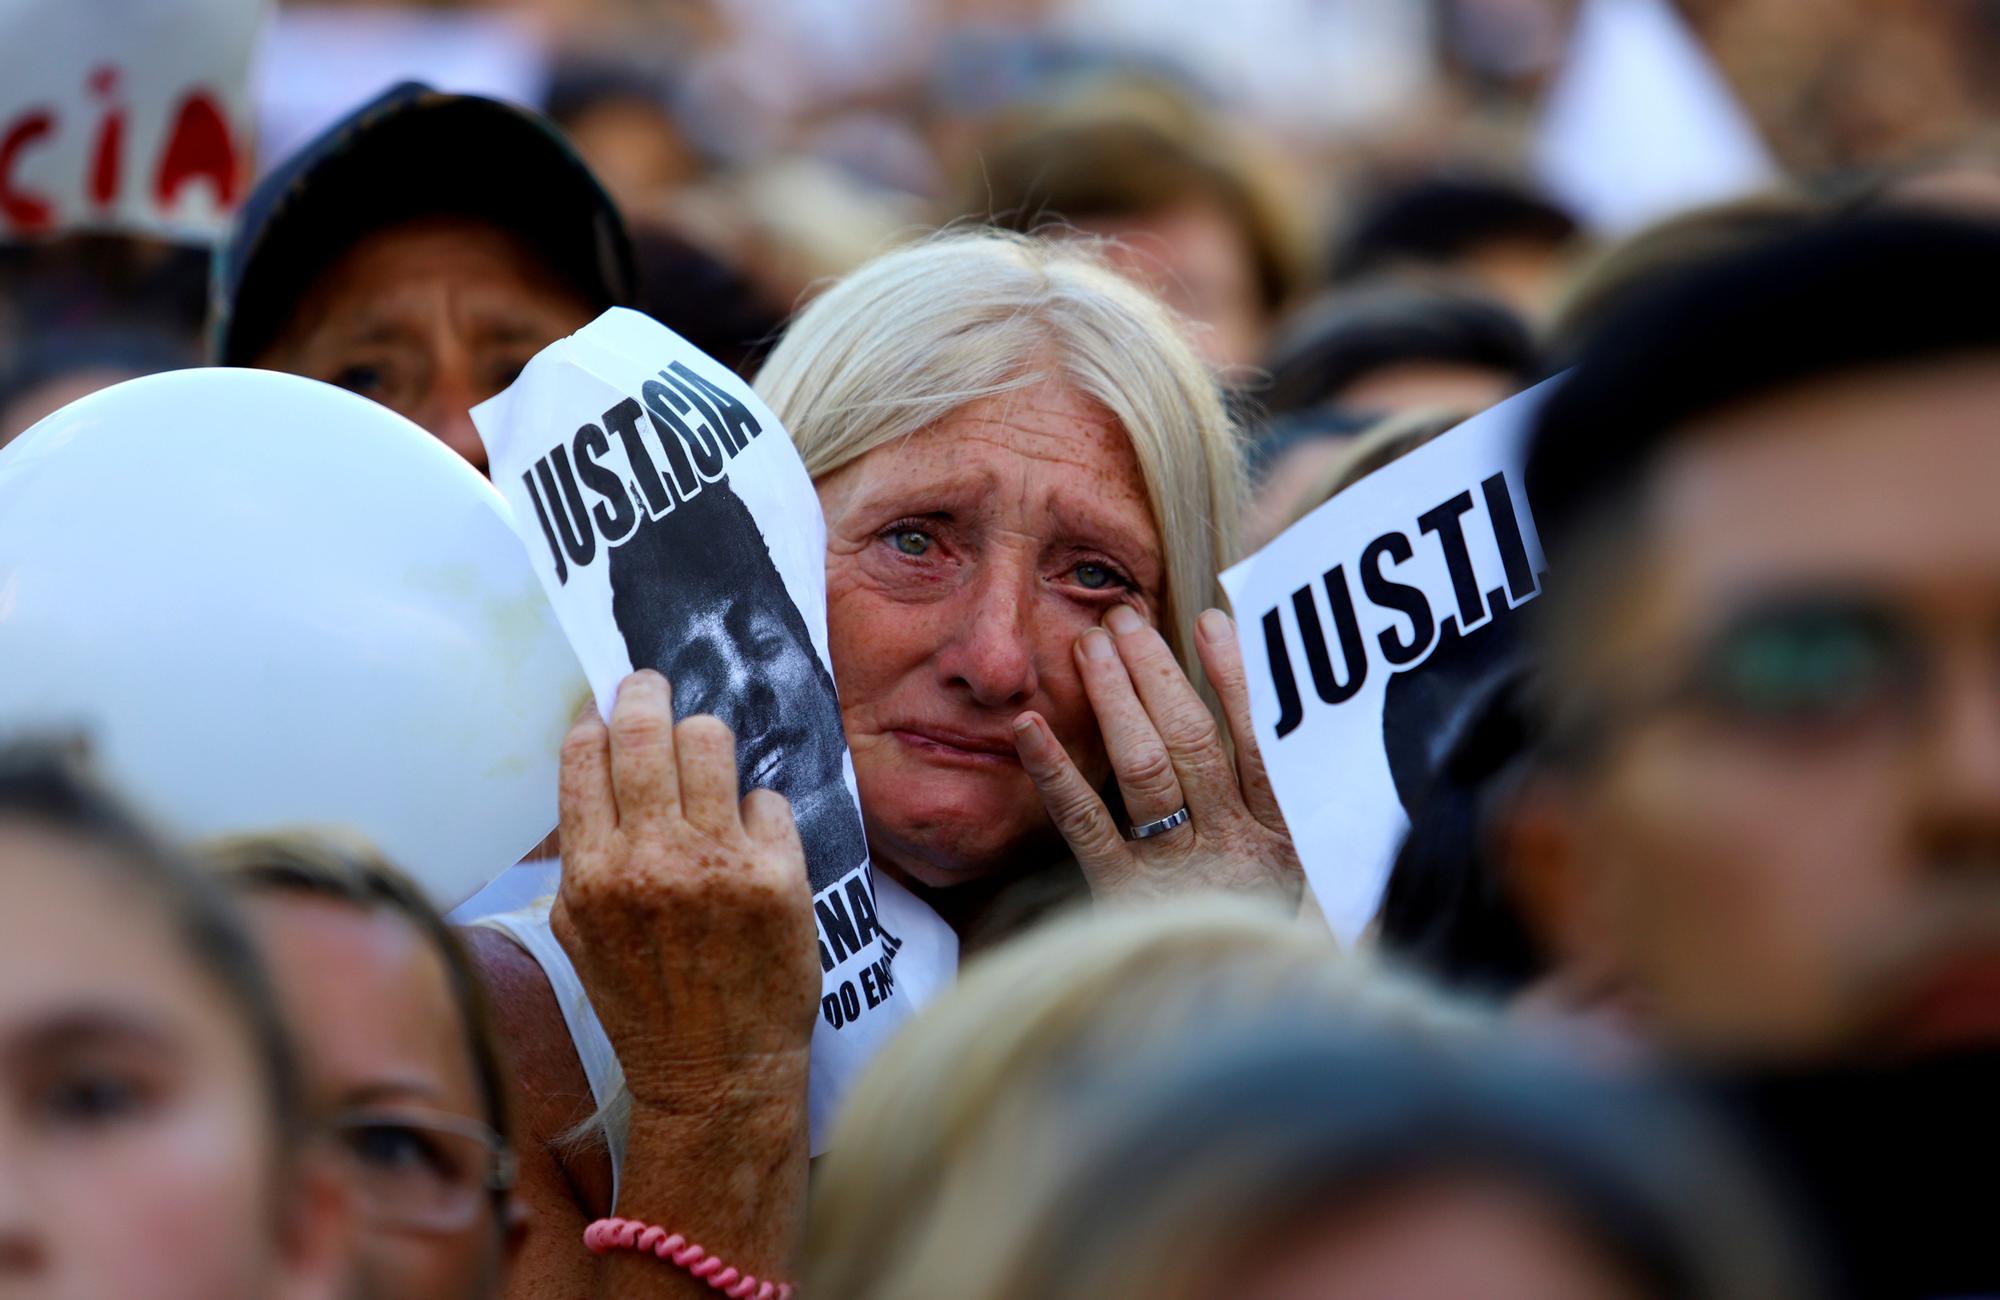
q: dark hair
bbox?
[629,226,786,377]
[1378,669,1547,994]
[0,325,194,426]
[1328,173,1579,285]
[609,474,825,687]
[1542,193,1821,366]
[0,740,301,1146]
[208,833,512,1147]
[1021,1022,1814,1300]
[1257,280,1538,419]
[1526,213,2000,583]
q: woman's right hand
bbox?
[549,670,820,1111]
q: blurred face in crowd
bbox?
[254,215,597,473]
[1076,201,1266,373]
[0,825,337,1300]
[243,894,513,1300]
[1517,356,2000,1055]
[1232,1175,1648,1300]
[818,380,1165,889]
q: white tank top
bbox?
[471,867,957,1211]
[476,892,631,1204]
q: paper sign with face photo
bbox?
[1220,381,1554,942]
[475,307,954,1150]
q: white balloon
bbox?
[0,368,586,906]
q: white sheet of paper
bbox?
[0,0,266,242]
[474,308,954,1150]
[1533,0,1774,234]
[1220,382,1554,942]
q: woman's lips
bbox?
[890,726,1023,767]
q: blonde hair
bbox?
[755,229,1244,697]
[804,895,1484,1300]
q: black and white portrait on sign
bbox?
[478,306,959,1156]
[610,474,867,895]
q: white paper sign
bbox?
[1220,381,1554,942]
[0,0,267,242]
[1533,0,1775,234]
[474,308,953,1150]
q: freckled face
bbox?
[817,382,1165,888]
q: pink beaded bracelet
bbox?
[583,1217,795,1300]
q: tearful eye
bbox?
[1074,563,1116,590]
[890,529,932,557]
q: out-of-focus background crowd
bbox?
[7,0,1998,453]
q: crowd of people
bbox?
[4,2,1999,1298]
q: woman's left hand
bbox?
[1012,604,1306,907]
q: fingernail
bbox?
[1011,714,1043,753]
[1081,628,1117,661]
[1199,608,1233,642]
[1105,605,1144,636]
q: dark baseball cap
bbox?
[211,81,635,366]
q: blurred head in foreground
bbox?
[0,742,347,1300]
[806,896,1483,1299]
[966,1027,1811,1300]
[1515,213,2000,1059]
[213,833,520,1300]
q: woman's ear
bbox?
[274,1146,359,1300]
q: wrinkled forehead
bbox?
[831,384,1158,539]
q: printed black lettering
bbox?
[1360,530,1436,667]
[603,397,673,520]
[838,980,862,1021]
[521,466,568,585]
[1264,606,1305,739]
[572,421,637,544]
[821,991,845,1029]
[658,367,734,461]
[641,378,722,486]
[859,964,883,1008]
[533,449,596,570]
[816,889,863,966]
[845,876,884,948]
[1418,490,1486,630]
[669,360,762,452]
[1481,471,1539,604]
[1298,566,1368,707]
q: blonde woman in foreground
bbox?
[806,896,1816,1300]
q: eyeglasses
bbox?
[327,1106,515,1233]
[1559,594,1985,754]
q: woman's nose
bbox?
[415,358,491,476]
[937,570,1040,709]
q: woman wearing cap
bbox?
[475,230,1303,1300]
